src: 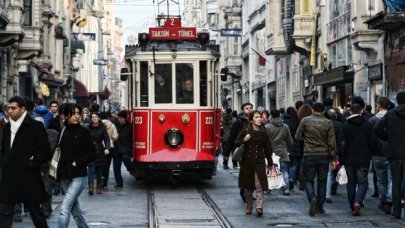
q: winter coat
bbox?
[116,121,133,155]
[295,114,336,158]
[235,124,273,191]
[102,119,119,149]
[57,123,96,179]
[221,113,237,142]
[265,117,293,162]
[88,123,110,167]
[339,115,376,168]
[369,111,388,156]
[228,114,249,150]
[375,104,405,160]
[33,105,53,128]
[284,115,302,158]
[0,115,51,204]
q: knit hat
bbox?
[118,110,127,119]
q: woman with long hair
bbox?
[235,110,273,217]
[56,104,96,228]
[87,113,110,194]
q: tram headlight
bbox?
[164,128,184,147]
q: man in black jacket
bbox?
[113,111,135,187]
[340,96,376,216]
[375,91,405,219]
[0,96,51,228]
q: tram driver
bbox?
[155,73,172,103]
[178,78,194,104]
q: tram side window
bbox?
[176,63,194,104]
[200,61,207,106]
[155,64,172,103]
[140,61,149,107]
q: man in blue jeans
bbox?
[340,96,376,216]
[375,91,405,219]
[113,111,135,187]
[369,96,392,214]
[296,103,336,216]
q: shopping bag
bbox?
[267,165,285,190]
[233,144,245,162]
[49,147,61,179]
[336,165,348,185]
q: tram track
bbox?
[148,184,232,228]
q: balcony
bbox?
[0,6,24,46]
[365,12,405,31]
[266,33,287,55]
[327,11,351,44]
[17,26,42,59]
[292,15,314,52]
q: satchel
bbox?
[267,165,285,190]
[233,144,245,162]
[49,127,66,179]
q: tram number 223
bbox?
[205,117,213,125]
[134,116,143,124]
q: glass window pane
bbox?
[200,61,207,106]
[155,64,172,103]
[176,63,194,104]
[140,61,149,107]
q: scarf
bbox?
[10,111,27,148]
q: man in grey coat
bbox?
[0,96,51,228]
[265,109,293,195]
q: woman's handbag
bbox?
[267,165,285,190]
[49,127,66,179]
[232,144,245,162]
[336,165,348,185]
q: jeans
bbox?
[373,156,392,203]
[303,155,329,210]
[57,177,88,228]
[113,153,134,185]
[102,149,114,186]
[326,167,337,198]
[289,156,301,184]
[389,159,405,218]
[345,166,369,209]
[280,161,290,190]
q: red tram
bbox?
[122,10,222,181]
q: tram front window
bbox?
[176,63,194,104]
[154,64,172,104]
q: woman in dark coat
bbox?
[235,110,273,217]
[87,112,110,195]
[57,104,96,228]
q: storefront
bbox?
[314,65,354,108]
[368,63,384,109]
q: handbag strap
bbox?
[57,126,66,146]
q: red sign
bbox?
[149,27,196,41]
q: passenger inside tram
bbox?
[155,73,172,103]
[178,78,194,103]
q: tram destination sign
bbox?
[220,29,242,37]
[149,27,196,41]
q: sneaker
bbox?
[13,213,22,223]
[283,189,290,196]
[352,203,361,216]
[309,198,317,216]
[223,164,229,169]
[325,198,332,203]
[233,165,240,169]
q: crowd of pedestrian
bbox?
[221,91,405,219]
[0,96,135,228]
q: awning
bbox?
[30,61,55,79]
[89,86,110,100]
[73,79,89,98]
[30,61,65,88]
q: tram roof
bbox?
[124,41,220,59]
